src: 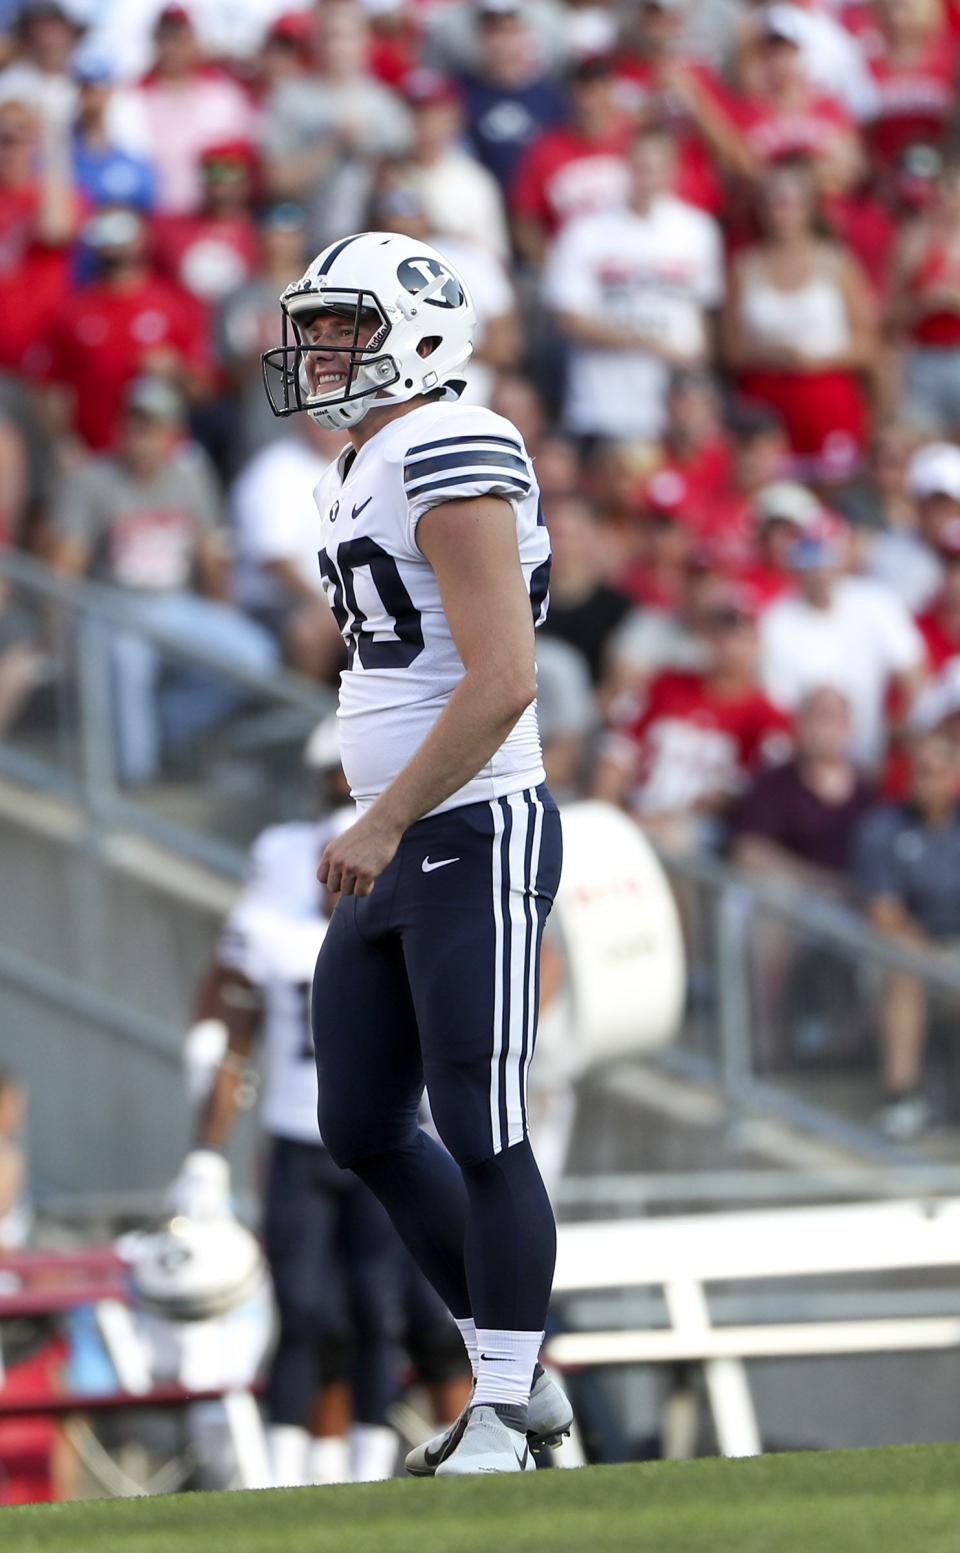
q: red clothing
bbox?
[0,186,76,371]
[726,88,854,165]
[734,560,795,612]
[150,212,260,306]
[915,603,960,672]
[609,669,792,813]
[40,276,210,451]
[821,191,896,296]
[612,57,727,213]
[510,124,632,237]
[866,31,958,170]
[905,233,960,347]
[736,367,868,480]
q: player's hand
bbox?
[167,1148,233,1220]
[317,812,402,897]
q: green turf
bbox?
[3,1444,960,1553]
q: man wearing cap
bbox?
[151,139,260,309]
[48,375,277,785]
[37,204,212,452]
[544,119,723,445]
[868,441,960,614]
[760,514,926,769]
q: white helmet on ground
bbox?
[124,1216,268,1322]
[261,230,476,430]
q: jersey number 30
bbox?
[319,537,425,671]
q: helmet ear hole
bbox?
[417,336,442,359]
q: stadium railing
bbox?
[0,547,333,876]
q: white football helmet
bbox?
[261,230,476,430]
[124,1216,268,1323]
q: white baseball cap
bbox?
[754,480,823,529]
[908,442,960,502]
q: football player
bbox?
[172,766,403,1487]
[259,231,572,1474]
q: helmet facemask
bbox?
[261,288,401,429]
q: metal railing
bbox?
[654,846,960,1167]
[0,549,334,875]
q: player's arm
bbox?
[169,960,262,1218]
[319,495,537,896]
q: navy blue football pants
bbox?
[313,785,562,1332]
[263,1137,401,1428]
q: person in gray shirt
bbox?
[50,376,277,785]
[854,729,960,1142]
[258,4,410,251]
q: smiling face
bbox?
[298,307,382,399]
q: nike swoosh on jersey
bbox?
[351,497,372,519]
[479,1353,514,1362]
[421,856,460,873]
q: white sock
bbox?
[268,1424,309,1487]
[455,1316,479,1381]
[472,1329,543,1410]
[308,1436,351,1485]
[349,1423,397,1482]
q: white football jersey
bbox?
[218,819,336,1145]
[312,400,552,815]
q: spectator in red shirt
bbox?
[863,0,957,175]
[889,157,960,435]
[915,515,960,670]
[510,53,632,265]
[694,398,790,569]
[722,160,877,482]
[39,206,211,453]
[616,469,701,610]
[612,0,751,212]
[656,367,734,504]
[593,583,792,850]
[728,6,864,191]
[151,139,260,311]
[737,478,825,609]
[0,98,77,374]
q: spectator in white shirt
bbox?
[868,441,960,614]
[543,121,724,446]
[370,170,520,406]
[761,514,926,769]
[400,68,511,260]
[230,417,347,683]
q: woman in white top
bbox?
[722,162,877,482]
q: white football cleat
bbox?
[405,1365,573,1476]
[434,1404,537,1476]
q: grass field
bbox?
[4,1443,960,1553]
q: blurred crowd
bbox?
[3,0,960,1132]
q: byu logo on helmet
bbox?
[397,256,464,309]
[260,230,477,432]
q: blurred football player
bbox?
[259,231,572,1475]
[172,730,403,1487]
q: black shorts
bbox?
[313,784,562,1169]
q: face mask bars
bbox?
[260,288,400,417]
